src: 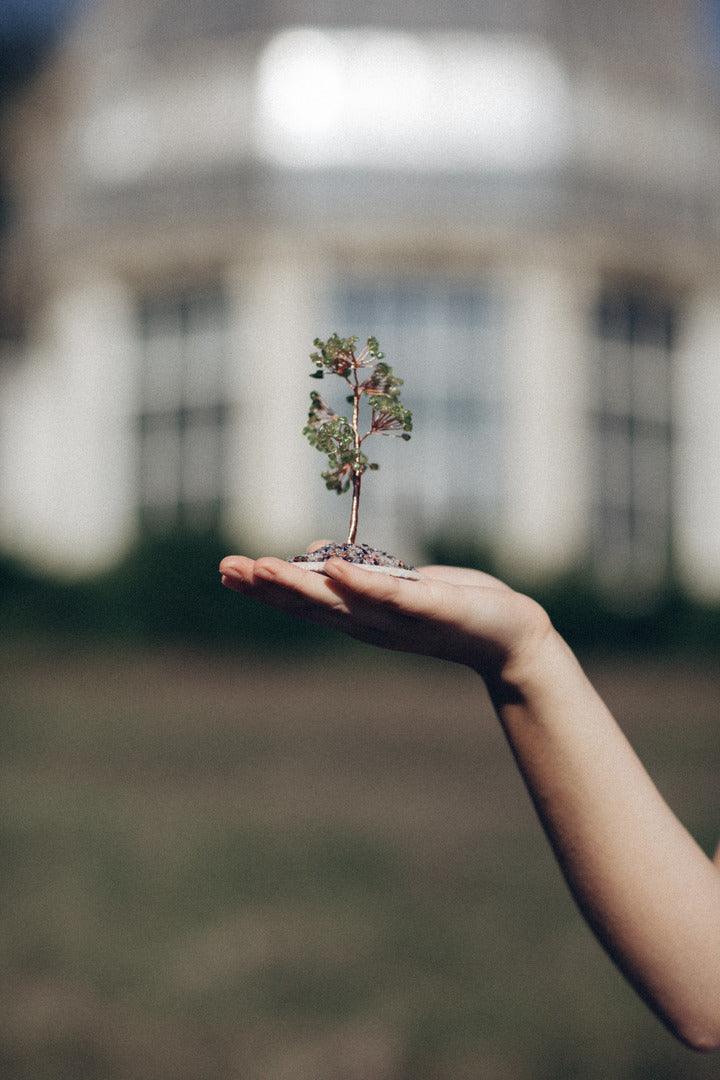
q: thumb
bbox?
[306,539,333,554]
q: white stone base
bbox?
[291,561,420,580]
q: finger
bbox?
[220,555,348,615]
[219,555,256,583]
[254,557,358,613]
[226,571,353,623]
[221,572,247,592]
[222,556,412,638]
[291,603,404,651]
[322,557,451,620]
[250,560,448,641]
[253,581,350,625]
[221,567,310,611]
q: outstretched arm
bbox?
[488,628,720,1052]
[219,550,720,1050]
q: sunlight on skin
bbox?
[219,541,543,671]
[218,541,720,1049]
[220,540,512,595]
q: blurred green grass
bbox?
[1,641,718,1079]
[4,527,720,655]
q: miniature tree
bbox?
[303,334,412,545]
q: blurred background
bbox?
[1,1,719,1077]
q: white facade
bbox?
[2,0,720,599]
[0,276,138,572]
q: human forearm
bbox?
[487,629,720,1050]
[218,550,720,1046]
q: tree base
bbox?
[288,542,420,580]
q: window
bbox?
[136,284,228,530]
[332,277,504,545]
[591,285,675,597]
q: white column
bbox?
[0,275,137,574]
[674,285,720,601]
[224,236,325,555]
[498,259,595,580]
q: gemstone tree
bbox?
[303,334,413,545]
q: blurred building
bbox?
[2,0,720,601]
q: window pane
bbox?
[181,413,224,504]
[633,431,671,518]
[597,340,631,417]
[140,296,185,411]
[182,287,227,407]
[140,418,181,509]
[136,284,228,528]
[592,285,675,596]
[631,343,671,423]
[594,507,632,582]
[599,420,633,509]
[633,514,670,583]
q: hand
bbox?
[219,541,553,681]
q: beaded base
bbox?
[289,542,420,580]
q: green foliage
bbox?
[303,334,413,500]
[0,528,337,650]
[3,528,720,655]
[369,395,413,439]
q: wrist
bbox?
[468,594,562,694]
[498,619,566,698]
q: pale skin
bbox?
[219,543,720,1051]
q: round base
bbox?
[288,541,420,580]
[294,561,420,580]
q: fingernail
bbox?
[221,566,243,581]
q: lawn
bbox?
[1,638,718,1079]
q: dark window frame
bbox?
[135,282,229,532]
[591,283,676,599]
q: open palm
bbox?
[219,541,550,678]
